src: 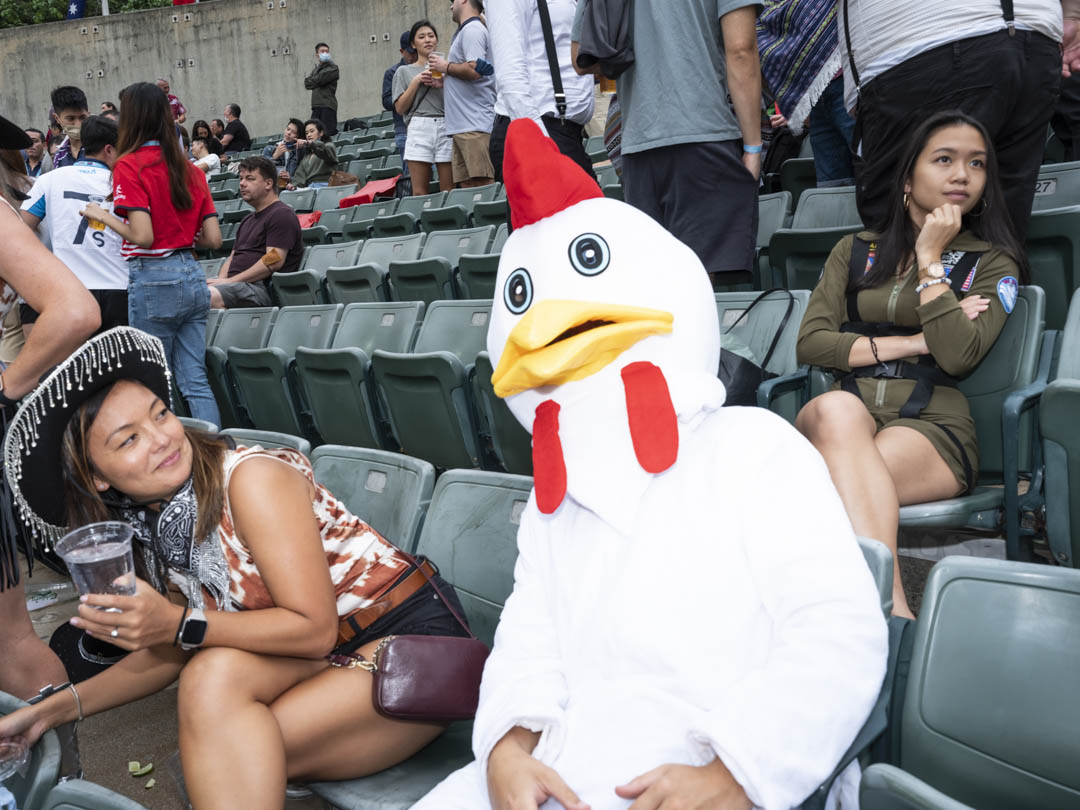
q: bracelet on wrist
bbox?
[915,277,949,294]
[742,143,763,154]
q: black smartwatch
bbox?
[179,608,208,650]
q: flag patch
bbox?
[997,276,1018,314]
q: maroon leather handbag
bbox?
[331,552,490,723]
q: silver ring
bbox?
[110,628,119,638]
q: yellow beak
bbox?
[491,299,673,398]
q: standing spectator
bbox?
[219,104,251,154]
[287,119,338,189]
[23,128,51,178]
[383,31,418,170]
[191,136,222,176]
[19,115,129,334]
[51,85,90,168]
[305,43,340,137]
[842,0,1078,239]
[487,0,595,183]
[209,157,303,309]
[429,0,497,188]
[156,78,187,124]
[393,20,455,194]
[582,1,762,285]
[1051,72,1080,161]
[210,118,226,140]
[0,113,100,703]
[261,117,304,182]
[100,101,118,115]
[79,82,222,425]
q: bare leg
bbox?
[0,584,68,701]
[274,637,446,782]
[435,162,455,193]
[408,161,432,196]
[796,391,914,618]
[874,426,964,506]
[208,286,225,309]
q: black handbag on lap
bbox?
[719,288,796,407]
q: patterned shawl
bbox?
[757,0,842,136]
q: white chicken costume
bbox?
[414,120,888,810]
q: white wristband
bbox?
[915,277,949,294]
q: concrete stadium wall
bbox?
[0,0,456,137]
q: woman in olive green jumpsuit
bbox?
[796,111,1029,618]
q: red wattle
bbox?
[532,400,568,514]
[621,362,679,474]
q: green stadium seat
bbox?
[272,240,363,307]
[177,416,219,433]
[40,778,150,810]
[602,183,624,201]
[216,221,238,256]
[279,188,316,213]
[310,445,435,553]
[472,351,532,474]
[209,177,240,201]
[325,233,426,305]
[755,191,792,289]
[594,164,619,188]
[318,207,357,242]
[200,257,225,278]
[314,184,359,212]
[309,469,532,809]
[420,184,500,233]
[382,154,403,172]
[389,226,493,304]
[1024,204,1080,329]
[717,289,811,423]
[856,536,893,616]
[371,300,491,469]
[455,253,501,299]
[790,186,860,229]
[206,307,278,429]
[205,308,223,344]
[300,225,329,247]
[228,304,342,439]
[215,197,253,224]
[859,557,1080,810]
[340,200,400,242]
[349,133,378,146]
[0,690,61,810]
[780,157,816,208]
[220,427,311,456]
[295,302,424,449]
[372,192,447,237]
[472,198,509,229]
[1033,160,1080,211]
[492,223,509,252]
[767,186,861,289]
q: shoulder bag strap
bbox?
[842,0,861,93]
[536,0,568,121]
[395,547,478,641]
[723,288,796,372]
[846,236,872,322]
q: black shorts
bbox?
[621,139,758,282]
[332,571,472,656]
[21,288,128,334]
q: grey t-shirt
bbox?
[444,18,496,135]
[392,63,445,125]
[613,0,758,155]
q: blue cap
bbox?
[400,31,415,52]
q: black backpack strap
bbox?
[1001,0,1016,35]
[536,0,567,122]
[723,288,796,372]
[846,236,872,322]
[842,0,861,92]
[945,251,982,298]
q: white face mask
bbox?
[63,125,83,141]
[319,52,331,62]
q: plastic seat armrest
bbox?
[757,365,809,411]
[858,764,975,810]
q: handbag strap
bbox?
[842,0,860,93]
[723,288,796,372]
[536,0,567,121]
[395,548,478,641]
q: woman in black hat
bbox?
[0,113,101,702]
[0,327,472,809]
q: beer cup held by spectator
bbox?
[599,76,617,94]
[429,52,445,79]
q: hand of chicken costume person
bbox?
[487,727,590,810]
[616,759,751,810]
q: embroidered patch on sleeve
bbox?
[997,276,1018,314]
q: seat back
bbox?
[757,190,791,249]
[40,777,151,809]
[779,157,816,208]
[1056,287,1080,380]
[200,257,225,278]
[220,427,311,456]
[492,223,509,252]
[791,186,860,229]
[958,286,1044,480]
[318,207,355,238]
[210,307,277,351]
[1033,160,1080,210]
[265,304,342,354]
[311,446,436,553]
[444,184,499,214]
[1024,205,1080,330]
[279,188,316,213]
[350,199,400,222]
[178,416,219,433]
[313,184,359,212]
[420,226,494,267]
[474,352,533,475]
[331,302,424,356]
[303,240,363,274]
[205,308,223,344]
[414,300,492,361]
[856,536,893,615]
[396,192,448,218]
[901,557,1080,809]
[714,290,810,377]
[358,233,425,269]
[413,470,533,646]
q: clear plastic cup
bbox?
[0,737,29,783]
[54,522,136,608]
[429,52,445,79]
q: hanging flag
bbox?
[66,0,86,19]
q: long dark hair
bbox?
[853,110,1029,291]
[410,19,437,48]
[191,119,212,140]
[116,82,194,211]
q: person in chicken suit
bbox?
[413,118,889,810]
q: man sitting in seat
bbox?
[208,156,303,309]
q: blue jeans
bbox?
[128,252,220,426]
[809,76,855,187]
